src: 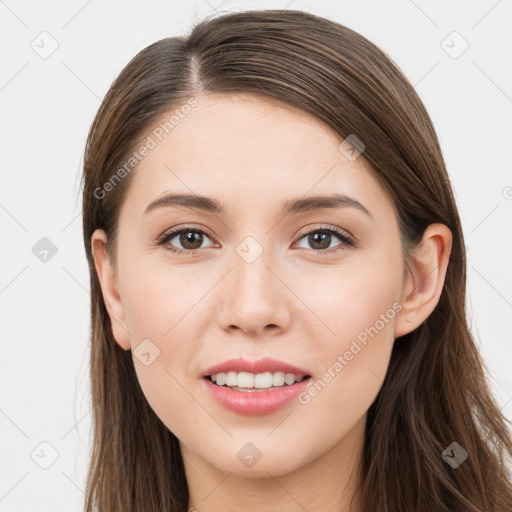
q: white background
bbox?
[1,0,511,510]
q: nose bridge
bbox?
[232,234,277,305]
[217,232,291,334]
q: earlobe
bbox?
[91,229,131,350]
[394,223,453,339]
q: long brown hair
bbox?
[81,9,512,511]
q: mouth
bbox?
[202,371,313,415]
[204,371,312,392]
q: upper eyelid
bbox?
[158,224,215,242]
[295,224,350,239]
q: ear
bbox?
[90,229,131,350]
[394,223,453,339]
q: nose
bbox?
[216,246,292,337]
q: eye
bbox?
[294,226,354,254]
[157,226,217,255]
[157,224,355,256]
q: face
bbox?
[92,92,414,479]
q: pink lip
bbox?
[201,376,311,416]
[201,357,311,378]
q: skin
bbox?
[91,92,452,512]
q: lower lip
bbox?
[202,377,311,416]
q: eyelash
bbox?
[156,224,355,256]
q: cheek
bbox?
[121,268,202,430]
[291,254,401,420]
[118,260,219,425]
[295,250,402,346]
[131,354,203,446]
[118,263,205,413]
[120,258,212,341]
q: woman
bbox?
[81,9,512,512]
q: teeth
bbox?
[210,371,307,389]
[225,371,238,386]
[272,372,285,387]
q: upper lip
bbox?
[201,357,311,378]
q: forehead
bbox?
[120,92,388,219]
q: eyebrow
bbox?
[144,192,372,219]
